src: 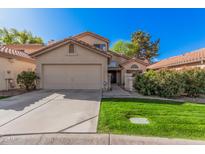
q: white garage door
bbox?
[43,64,102,89]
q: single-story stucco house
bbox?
[0,46,36,91]
[30,32,149,90]
[148,48,205,70]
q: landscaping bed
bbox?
[98,98,205,140]
[0,89,26,98]
[0,96,9,100]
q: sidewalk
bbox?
[103,84,131,98]
[103,84,205,103]
[0,133,205,145]
[103,85,184,102]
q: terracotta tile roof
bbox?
[148,48,205,69]
[108,50,130,60]
[120,58,150,66]
[5,44,44,54]
[73,31,109,43]
[108,50,150,66]
[30,37,112,58]
[0,45,34,61]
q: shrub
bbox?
[134,68,205,98]
[134,70,158,96]
[156,70,184,98]
[17,71,39,91]
[181,68,205,97]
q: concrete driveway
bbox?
[0,90,101,135]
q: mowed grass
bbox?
[98,98,205,140]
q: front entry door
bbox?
[111,71,117,83]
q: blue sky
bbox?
[0,8,205,60]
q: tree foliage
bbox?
[111,40,129,54]
[111,40,139,57]
[0,28,44,45]
[131,30,160,61]
[111,30,160,62]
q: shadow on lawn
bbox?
[102,98,185,105]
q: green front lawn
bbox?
[98,98,205,140]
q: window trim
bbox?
[109,60,118,67]
[130,64,139,69]
[68,44,77,56]
[94,43,106,51]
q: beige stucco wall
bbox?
[35,43,108,89]
[76,35,108,51]
[122,61,147,71]
[0,57,36,91]
[121,61,147,85]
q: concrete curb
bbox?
[0,133,205,145]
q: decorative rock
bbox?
[129,117,149,124]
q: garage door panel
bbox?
[43,65,102,89]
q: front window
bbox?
[69,44,75,54]
[109,60,118,67]
[131,64,139,69]
[94,44,106,51]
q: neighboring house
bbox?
[148,48,205,70]
[31,32,148,90]
[0,46,36,91]
[5,44,44,54]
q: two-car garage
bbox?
[43,64,102,89]
[31,39,110,90]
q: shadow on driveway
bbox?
[0,89,102,111]
[0,90,56,111]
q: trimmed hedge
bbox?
[134,70,158,96]
[182,68,205,97]
[134,68,205,98]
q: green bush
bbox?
[181,68,205,97]
[17,71,39,91]
[156,70,184,98]
[134,68,205,98]
[134,70,158,96]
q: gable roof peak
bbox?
[73,31,109,43]
[30,37,111,58]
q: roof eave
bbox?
[0,52,35,64]
[31,39,111,59]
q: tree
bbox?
[111,40,139,57]
[0,28,43,45]
[0,28,16,45]
[131,30,160,61]
[111,30,160,62]
[111,40,129,54]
